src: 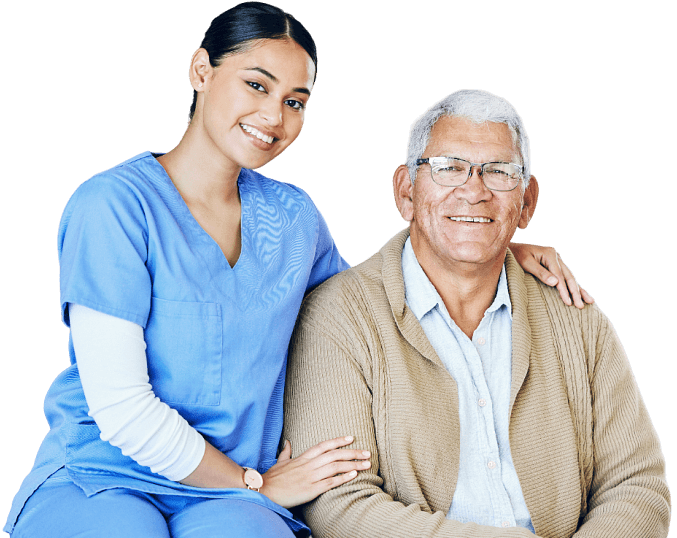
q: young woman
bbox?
[5,3,592,537]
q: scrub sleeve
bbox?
[5,152,348,536]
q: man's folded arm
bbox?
[572,308,670,537]
[283,299,536,538]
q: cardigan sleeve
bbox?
[283,294,537,538]
[572,307,670,537]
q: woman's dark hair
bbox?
[189,2,317,120]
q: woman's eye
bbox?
[285,99,305,110]
[247,81,266,92]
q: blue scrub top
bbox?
[5,152,348,534]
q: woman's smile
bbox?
[239,123,277,146]
[196,39,315,171]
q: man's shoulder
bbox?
[303,249,387,310]
[299,230,409,326]
[510,260,609,349]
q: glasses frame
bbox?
[416,157,523,192]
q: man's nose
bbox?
[454,165,492,203]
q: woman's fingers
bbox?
[293,437,371,486]
[306,460,371,497]
[299,435,356,460]
[278,439,292,462]
[260,436,370,507]
[580,286,595,304]
[309,451,371,475]
[557,259,595,308]
[312,469,360,495]
[510,243,594,309]
[312,459,371,482]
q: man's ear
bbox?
[518,175,539,229]
[393,164,414,222]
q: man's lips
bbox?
[447,216,493,223]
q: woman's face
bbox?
[197,39,316,171]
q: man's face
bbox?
[401,115,537,273]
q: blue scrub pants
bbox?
[11,475,296,538]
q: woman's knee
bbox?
[169,498,296,538]
[12,481,169,538]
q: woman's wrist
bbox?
[179,441,249,489]
[242,467,264,491]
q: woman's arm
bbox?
[71,303,205,480]
[70,303,370,507]
[182,436,371,508]
[509,243,594,309]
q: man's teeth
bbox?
[449,216,492,223]
[240,124,274,144]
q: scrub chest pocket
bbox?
[145,297,223,406]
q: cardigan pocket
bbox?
[145,297,222,406]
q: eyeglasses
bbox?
[416,157,523,192]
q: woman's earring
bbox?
[198,82,203,88]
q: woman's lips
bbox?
[240,123,276,145]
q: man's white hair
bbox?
[406,89,531,186]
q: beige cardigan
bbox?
[283,230,670,538]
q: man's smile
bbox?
[447,216,493,223]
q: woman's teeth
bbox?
[240,124,274,144]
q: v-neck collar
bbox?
[147,152,256,310]
[151,153,244,266]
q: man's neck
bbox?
[411,245,506,339]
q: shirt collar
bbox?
[401,237,512,321]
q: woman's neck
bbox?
[158,121,241,206]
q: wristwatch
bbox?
[243,467,263,492]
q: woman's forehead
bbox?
[219,39,315,91]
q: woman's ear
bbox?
[189,48,211,92]
[393,164,415,222]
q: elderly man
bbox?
[283,90,670,538]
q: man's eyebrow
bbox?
[244,67,311,96]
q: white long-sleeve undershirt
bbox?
[69,303,206,481]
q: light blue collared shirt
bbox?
[401,238,534,532]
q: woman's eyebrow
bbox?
[244,67,311,95]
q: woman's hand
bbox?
[259,436,371,508]
[509,243,594,309]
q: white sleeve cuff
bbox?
[69,303,206,481]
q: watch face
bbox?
[244,468,263,490]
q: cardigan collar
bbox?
[379,228,532,412]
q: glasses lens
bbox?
[431,158,470,186]
[482,163,521,191]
